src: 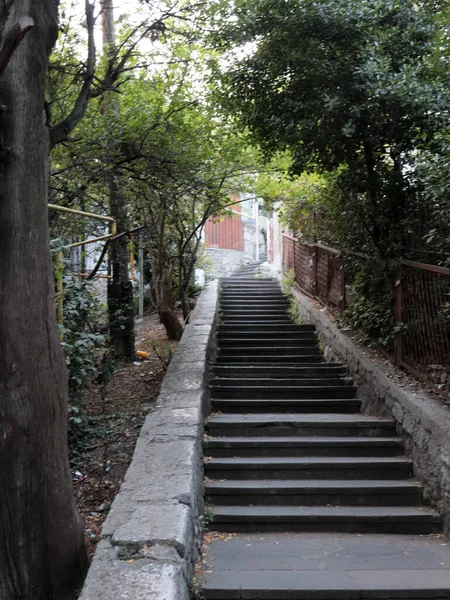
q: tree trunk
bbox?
[101,0,135,359]
[0,2,88,599]
[107,175,135,359]
[158,264,184,341]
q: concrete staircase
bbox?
[201,269,450,599]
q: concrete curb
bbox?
[79,280,219,599]
[286,282,450,534]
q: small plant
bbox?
[199,503,214,534]
[190,578,205,600]
[281,269,296,295]
[287,296,302,325]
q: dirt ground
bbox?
[73,314,179,560]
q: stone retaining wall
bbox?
[289,285,450,534]
[205,248,251,278]
[79,280,219,599]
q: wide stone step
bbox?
[211,377,352,387]
[217,330,317,340]
[204,436,404,457]
[217,347,322,357]
[217,337,318,347]
[220,297,289,303]
[205,457,412,480]
[220,293,287,300]
[213,365,347,378]
[210,385,357,400]
[219,316,294,323]
[220,321,314,329]
[221,277,278,282]
[211,398,361,413]
[220,312,290,319]
[209,505,441,534]
[201,533,450,599]
[205,479,423,506]
[216,355,326,364]
[207,414,396,437]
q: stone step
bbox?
[210,385,357,400]
[207,414,396,437]
[220,297,289,302]
[209,505,441,534]
[221,277,277,282]
[211,377,352,387]
[205,479,423,506]
[204,456,412,480]
[217,337,318,346]
[219,316,294,323]
[220,321,314,329]
[217,347,322,357]
[204,436,404,457]
[213,365,347,378]
[211,398,361,413]
[221,305,289,311]
[220,293,287,300]
[220,313,291,319]
[216,355,326,364]
[217,329,317,339]
[201,532,450,598]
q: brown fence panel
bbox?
[282,234,295,271]
[315,244,345,312]
[397,260,450,396]
[294,242,315,296]
[282,236,344,311]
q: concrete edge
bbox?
[78,280,219,599]
[282,277,450,533]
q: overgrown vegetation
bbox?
[59,271,115,463]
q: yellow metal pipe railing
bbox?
[49,204,117,340]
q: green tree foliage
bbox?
[212,0,450,346]
[49,9,263,338]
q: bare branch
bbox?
[49,1,95,149]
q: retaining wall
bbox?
[79,280,219,599]
[205,248,251,278]
[289,284,450,534]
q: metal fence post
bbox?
[339,262,346,313]
[312,244,318,299]
[394,265,403,366]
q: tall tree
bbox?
[0,1,88,598]
[213,0,449,257]
[101,0,135,359]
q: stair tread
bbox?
[205,436,403,445]
[209,413,394,423]
[206,479,422,490]
[212,505,439,519]
[206,457,411,465]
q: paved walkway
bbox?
[201,266,450,598]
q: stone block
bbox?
[79,542,188,600]
[112,502,193,560]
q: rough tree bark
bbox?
[0,1,88,599]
